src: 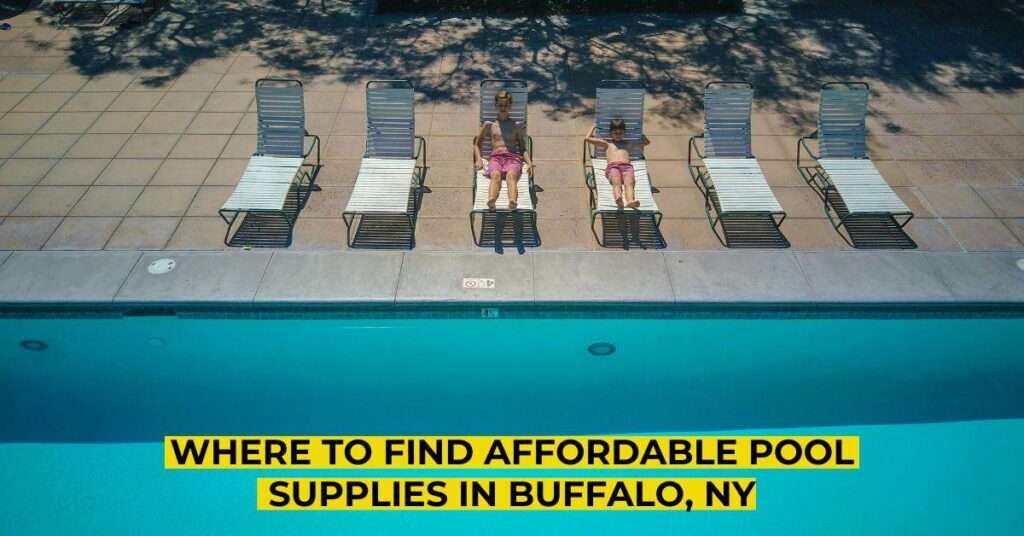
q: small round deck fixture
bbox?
[588,342,616,356]
[20,340,47,351]
[147,258,176,275]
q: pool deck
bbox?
[1,1,1024,307]
[0,249,1022,305]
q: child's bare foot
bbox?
[487,199,497,210]
[614,196,624,208]
[508,200,517,210]
[626,199,640,209]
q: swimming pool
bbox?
[2,312,1023,533]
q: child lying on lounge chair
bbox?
[585,119,650,208]
[474,90,534,210]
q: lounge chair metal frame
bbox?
[688,81,787,247]
[583,79,664,248]
[218,78,321,247]
[469,79,537,247]
[342,80,426,248]
[797,81,915,248]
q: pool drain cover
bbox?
[147,258,176,275]
[1017,258,1024,272]
[20,340,47,351]
[588,342,616,356]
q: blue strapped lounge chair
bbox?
[219,79,320,247]
[798,82,915,248]
[688,81,788,248]
[469,79,537,247]
[342,80,426,248]
[583,80,663,248]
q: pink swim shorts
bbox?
[487,148,523,176]
[605,161,635,177]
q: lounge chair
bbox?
[469,79,537,247]
[219,78,320,247]
[342,80,426,248]
[688,81,787,247]
[798,82,915,248]
[583,80,663,248]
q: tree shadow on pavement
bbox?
[29,0,1024,127]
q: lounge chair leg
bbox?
[406,213,416,249]
[654,212,665,249]
[470,211,481,247]
[590,212,604,248]
[533,211,540,240]
[774,212,790,248]
[342,213,356,248]
[219,209,239,246]
[283,210,295,247]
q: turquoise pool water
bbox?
[2,314,1023,534]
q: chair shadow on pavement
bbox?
[823,189,917,249]
[473,212,541,253]
[596,213,667,250]
[346,188,420,250]
[707,190,790,248]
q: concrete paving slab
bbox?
[0,251,140,303]
[533,252,673,302]
[115,251,271,303]
[256,251,402,303]
[796,252,953,302]
[665,251,815,302]
[929,253,1024,302]
[397,252,534,302]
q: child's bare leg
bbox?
[506,169,520,209]
[607,168,624,208]
[623,169,639,208]
[487,170,502,210]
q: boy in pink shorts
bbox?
[585,119,650,208]
[474,90,534,210]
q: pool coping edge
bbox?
[0,249,1022,308]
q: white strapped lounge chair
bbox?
[583,80,663,248]
[469,79,537,247]
[687,81,787,247]
[798,82,915,248]
[219,78,320,247]
[342,80,426,248]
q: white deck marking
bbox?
[463,277,496,290]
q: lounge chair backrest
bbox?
[365,80,415,159]
[595,80,645,159]
[255,79,305,158]
[819,82,869,159]
[703,81,753,158]
[479,79,528,159]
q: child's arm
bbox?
[584,125,608,148]
[628,135,651,154]
[518,124,534,176]
[474,122,490,169]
